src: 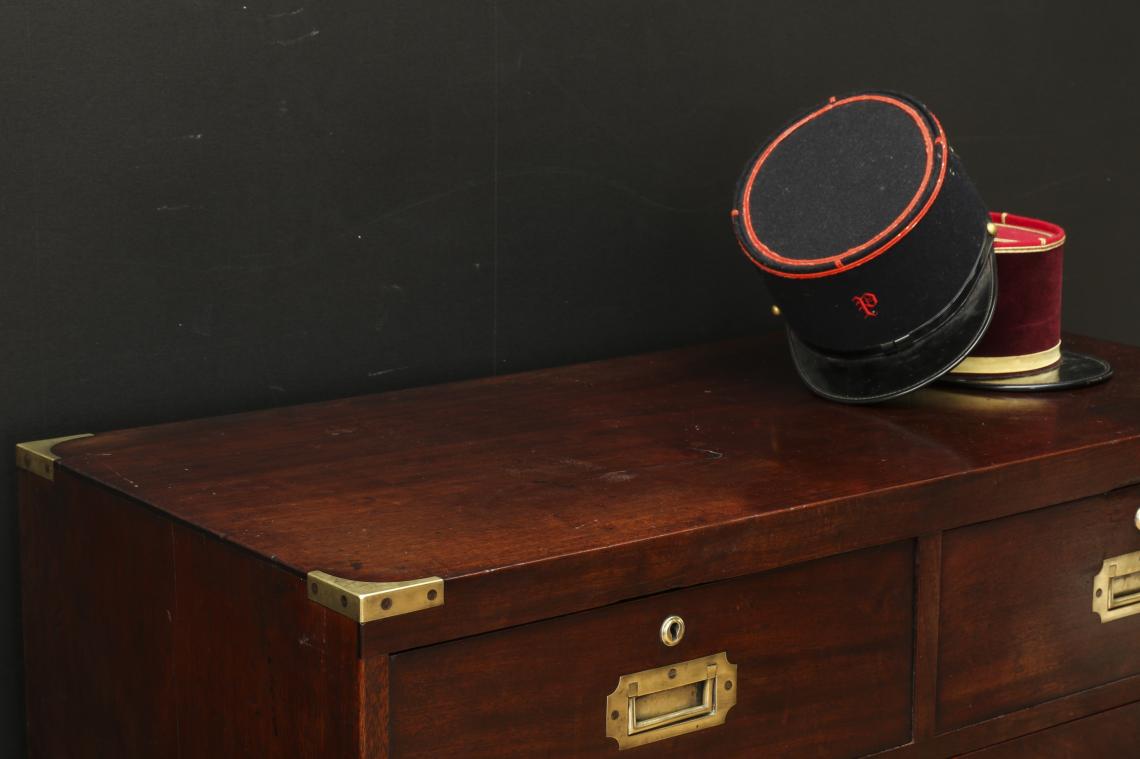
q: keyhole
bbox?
[659,615,685,647]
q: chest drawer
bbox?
[938,484,1140,732]
[958,700,1140,757]
[389,541,914,758]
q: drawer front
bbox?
[938,485,1140,732]
[390,542,914,758]
[959,700,1140,757]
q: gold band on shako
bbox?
[952,341,1061,376]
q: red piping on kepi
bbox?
[737,94,949,280]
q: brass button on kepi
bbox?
[660,615,685,646]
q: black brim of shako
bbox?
[939,349,1112,392]
[787,246,996,404]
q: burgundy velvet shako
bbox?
[732,90,996,403]
[943,212,1112,391]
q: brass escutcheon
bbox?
[659,615,685,647]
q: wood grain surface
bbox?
[390,542,914,758]
[938,485,1140,731]
[18,334,1140,756]
[19,470,178,758]
[20,469,367,758]
[957,700,1140,757]
[170,519,364,758]
[44,333,1140,652]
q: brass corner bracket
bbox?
[15,434,93,481]
[306,571,444,624]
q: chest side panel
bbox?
[19,470,178,758]
[170,524,368,758]
[19,469,369,759]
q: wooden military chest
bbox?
[17,332,1140,757]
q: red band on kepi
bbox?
[738,94,944,278]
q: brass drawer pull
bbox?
[605,652,737,750]
[1093,551,1140,623]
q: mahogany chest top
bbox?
[35,332,1140,649]
[17,331,1140,757]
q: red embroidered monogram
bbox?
[852,292,879,318]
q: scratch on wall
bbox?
[267,7,305,19]
[368,366,407,378]
[272,28,320,46]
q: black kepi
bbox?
[732,91,996,403]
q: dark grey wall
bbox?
[3,0,1137,749]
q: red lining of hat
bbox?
[990,212,1065,250]
[739,94,948,280]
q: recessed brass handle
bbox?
[1133,507,1140,532]
[1093,551,1140,623]
[605,652,737,750]
[660,615,685,647]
